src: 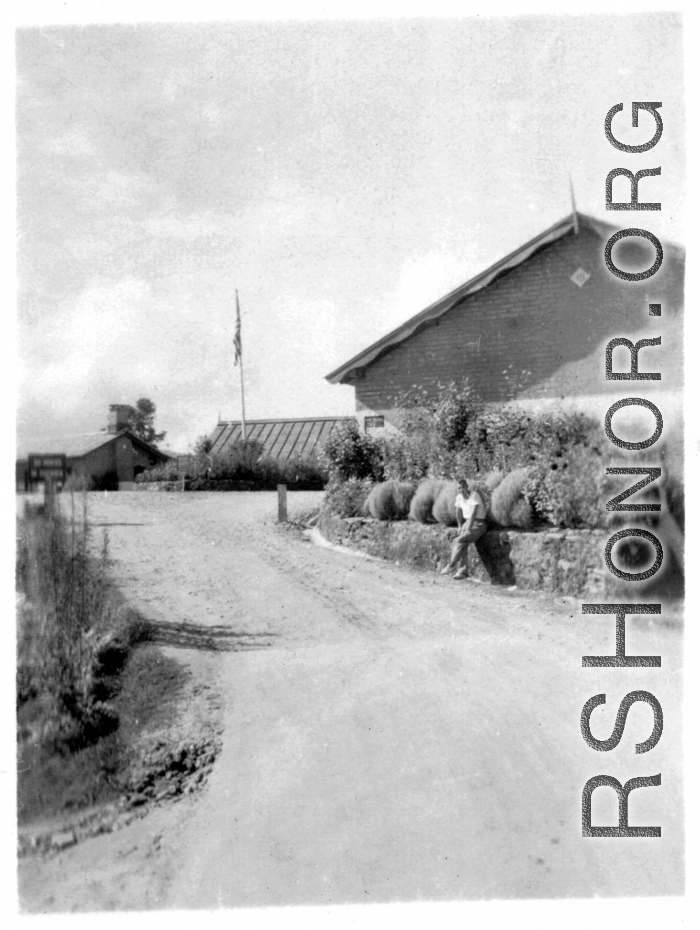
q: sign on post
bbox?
[27,453,67,488]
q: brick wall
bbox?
[69,436,164,486]
[354,224,683,419]
[70,443,117,481]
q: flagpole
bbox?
[239,356,247,442]
[235,289,247,442]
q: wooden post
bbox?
[44,478,54,516]
[277,484,287,523]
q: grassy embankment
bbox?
[16,491,186,826]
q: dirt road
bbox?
[19,491,683,910]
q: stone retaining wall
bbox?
[318,512,681,599]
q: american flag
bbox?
[233,290,242,366]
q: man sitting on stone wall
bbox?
[440,479,488,580]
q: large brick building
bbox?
[326,212,683,431]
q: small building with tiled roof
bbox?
[208,417,353,461]
[16,404,170,490]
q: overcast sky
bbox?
[16,12,684,453]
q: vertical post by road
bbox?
[44,478,54,516]
[277,484,287,523]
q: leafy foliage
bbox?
[321,379,683,533]
[323,478,374,518]
[379,432,431,482]
[137,439,327,491]
[126,398,166,446]
[524,446,609,529]
[136,460,181,482]
[210,439,264,480]
[320,420,384,482]
[372,380,600,482]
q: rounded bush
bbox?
[366,480,416,520]
[393,481,417,518]
[409,478,445,524]
[509,496,535,530]
[490,467,533,528]
[482,468,505,492]
[432,480,460,526]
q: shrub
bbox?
[136,460,180,483]
[509,497,535,530]
[394,482,417,515]
[432,480,459,526]
[428,379,485,477]
[277,455,328,490]
[482,468,505,492]
[379,432,431,481]
[524,446,608,529]
[382,385,601,481]
[254,454,328,490]
[320,420,384,482]
[323,478,374,518]
[366,480,416,521]
[490,467,534,528]
[386,379,485,478]
[409,478,445,524]
[211,439,264,481]
[451,407,602,475]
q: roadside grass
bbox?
[16,493,187,826]
[112,645,189,750]
[18,639,188,826]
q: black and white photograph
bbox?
[9,3,695,922]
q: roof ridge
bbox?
[325,210,684,386]
[325,211,601,385]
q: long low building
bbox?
[208,417,353,461]
[16,404,170,490]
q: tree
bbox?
[126,398,166,446]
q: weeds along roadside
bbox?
[16,488,153,822]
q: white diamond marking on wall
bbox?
[571,267,591,288]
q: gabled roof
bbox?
[325,212,612,385]
[208,417,353,461]
[16,429,169,462]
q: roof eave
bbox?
[325,212,585,385]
